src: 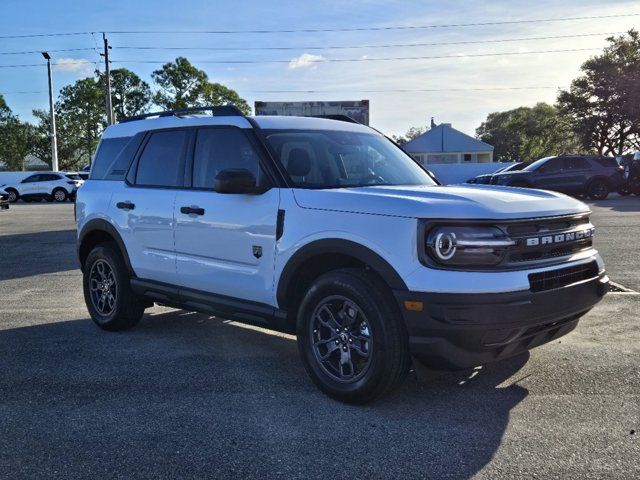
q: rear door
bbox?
[110,128,189,283]
[174,126,280,305]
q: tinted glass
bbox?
[566,157,591,170]
[594,157,618,168]
[263,129,436,188]
[91,137,131,180]
[527,157,563,173]
[135,130,187,187]
[65,173,82,180]
[193,128,261,188]
[22,175,41,183]
[42,174,61,181]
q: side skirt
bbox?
[130,278,293,334]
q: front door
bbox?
[534,157,565,191]
[174,127,280,305]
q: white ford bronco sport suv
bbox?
[76,106,608,403]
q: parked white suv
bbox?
[3,171,83,203]
[76,106,608,403]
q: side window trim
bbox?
[126,127,193,190]
[186,125,275,191]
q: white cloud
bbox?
[288,53,325,70]
[53,58,93,74]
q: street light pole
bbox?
[41,52,59,172]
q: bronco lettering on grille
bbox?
[525,228,594,247]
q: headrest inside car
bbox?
[287,148,312,177]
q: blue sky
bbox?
[1,0,638,136]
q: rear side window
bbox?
[90,137,131,180]
[135,130,187,187]
[565,157,591,170]
[192,128,262,188]
[594,157,619,168]
[65,174,82,180]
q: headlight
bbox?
[425,226,515,267]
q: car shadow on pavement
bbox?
[585,196,640,213]
[0,309,529,479]
[0,229,77,281]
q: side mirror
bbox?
[214,168,259,194]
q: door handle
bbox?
[180,206,205,215]
[116,201,135,210]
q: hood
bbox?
[292,184,589,219]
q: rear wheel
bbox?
[52,188,67,202]
[296,269,410,404]
[587,179,609,200]
[83,242,145,331]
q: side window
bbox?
[539,158,563,173]
[566,157,591,170]
[91,137,131,180]
[135,130,187,187]
[21,175,40,183]
[43,174,61,181]
[192,128,262,189]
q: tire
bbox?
[5,189,19,203]
[83,242,145,331]
[52,188,67,202]
[587,179,609,200]
[618,186,631,196]
[296,268,410,404]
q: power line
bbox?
[105,13,639,34]
[0,31,619,57]
[251,86,560,93]
[1,86,558,96]
[0,46,603,69]
[0,13,637,39]
[111,31,622,52]
[112,47,603,65]
[0,47,96,56]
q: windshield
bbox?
[523,157,554,172]
[263,129,437,189]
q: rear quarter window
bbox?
[594,157,619,168]
[90,136,138,180]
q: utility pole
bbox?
[41,52,58,172]
[101,33,114,125]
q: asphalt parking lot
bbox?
[0,199,638,479]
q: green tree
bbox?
[392,126,426,145]
[558,30,640,155]
[99,68,152,121]
[32,77,105,170]
[476,103,580,162]
[151,57,250,114]
[0,95,37,171]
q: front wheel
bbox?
[83,242,145,331]
[5,189,18,203]
[296,269,410,404]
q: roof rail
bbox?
[311,114,359,124]
[120,105,245,123]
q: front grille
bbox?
[528,261,599,292]
[504,215,594,266]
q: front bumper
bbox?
[395,272,608,370]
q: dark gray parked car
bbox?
[492,155,624,200]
